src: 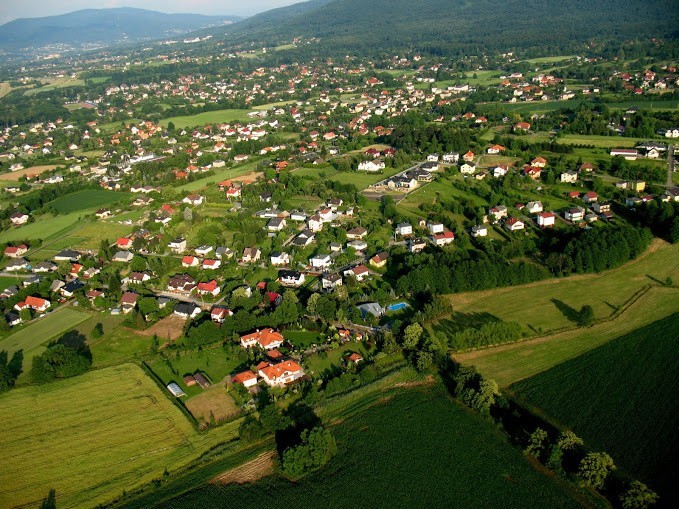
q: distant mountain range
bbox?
[220,0,679,54]
[0,8,240,55]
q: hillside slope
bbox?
[0,8,239,53]
[223,0,678,53]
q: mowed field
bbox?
[450,240,679,386]
[46,189,132,213]
[161,109,254,128]
[0,164,58,181]
[0,363,241,509]
[0,307,91,378]
[0,212,85,243]
[511,314,679,507]
[166,384,584,509]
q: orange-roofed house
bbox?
[347,352,363,364]
[25,296,51,312]
[487,144,505,154]
[4,244,28,258]
[240,328,284,350]
[257,360,305,387]
[182,256,200,268]
[117,237,133,249]
[463,150,475,162]
[231,370,258,388]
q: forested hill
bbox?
[223,0,678,55]
[0,8,239,54]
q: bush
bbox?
[282,427,337,478]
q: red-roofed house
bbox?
[240,328,284,350]
[182,256,200,268]
[4,244,28,258]
[117,238,133,250]
[197,280,220,296]
[23,296,51,312]
[257,360,305,387]
[433,231,455,246]
[210,306,233,323]
[232,370,258,388]
[536,212,556,228]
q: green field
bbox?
[451,241,679,386]
[166,383,584,509]
[161,109,254,128]
[0,307,92,378]
[0,212,84,243]
[0,363,240,509]
[175,161,261,192]
[511,314,679,506]
[46,189,131,214]
[329,167,403,189]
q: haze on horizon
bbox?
[0,0,302,25]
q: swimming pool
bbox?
[386,302,409,312]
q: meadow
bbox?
[329,166,403,189]
[45,189,131,213]
[0,363,241,509]
[161,109,254,128]
[511,313,679,506]
[0,212,87,243]
[0,164,58,181]
[165,383,584,509]
[0,307,91,379]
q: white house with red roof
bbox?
[4,244,28,258]
[240,328,284,350]
[536,212,556,228]
[16,296,51,313]
[202,259,221,270]
[117,237,133,250]
[432,231,455,246]
[182,256,200,268]
[231,370,258,388]
[505,217,525,231]
[197,280,220,296]
[257,360,305,387]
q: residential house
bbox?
[307,215,323,232]
[358,160,385,172]
[531,157,547,168]
[489,205,508,221]
[231,370,258,388]
[202,259,221,270]
[526,201,543,214]
[583,192,598,204]
[279,270,305,287]
[257,360,305,387]
[60,280,84,298]
[117,237,133,250]
[321,273,343,290]
[195,245,213,256]
[536,212,556,228]
[242,247,261,263]
[346,227,368,240]
[493,165,509,178]
[427,222,445,235]
[174,302,201,319]
[182,255,200,268]
[168,238,187,254]
[123,271,151,284]
[432,231,455,246]
[505,218,525,231]
[460,162,476,174]
[210,306,233,323]
[54,249,81,262]
[20,296,51,313]
[310,254,332,269]
[565,207,585,222]
[112,251,133,263]
[442,153,460,163]
[471,224,488,237]
[197,280,220,297]
[370,252,388,268]
[215,246,235,259]
[344,265,370,282]
[270,252,290,266]
[395,223,413,236]
[4,244,28,258]
[241,328,284,350]
[409,237,428,253]
[9,212,29,225]
[610,149,638,160]
[5,258,29,272]
[33,261,58,273]
[120,292,138,314]
[561,170,578,183]
[292,230,315,247]
[167,274,196,293]
[267,218,287,231]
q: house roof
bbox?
[232,371,257,384]
[241,328,284,348]
[259,360,303,381]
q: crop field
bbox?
[558,134,648,148]
[161,109,254,128]
[46,189,131,213]
[167,384,583,509]
[175,161,262,192]
[0,164,58,181]
[522,55,577,64]
[0,363,241,509]
[511,313,679,506]
[23,77,85,96]
[0,307,92,379]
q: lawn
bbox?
[0,307,92,379]
[161,109,254,128]
[329,167,402,189]
[83,314,155,368]
[166,383,584,509]
[283,330,324,349]
[304,343,371,379]
[175,161,261,192]
[46,189,132,214]
[0,363,241,509]
[146,347,244,397]
[557,134,648,148]
[511,313,679,506]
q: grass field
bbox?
[523,55,577,64]
[0,212,87,243]
[329,167,403,189]
[0,363,241,509]
[558,134,649,148]
[0,164,58,181]
[46,189,131,213]
[0,307,92,378]
[23,77,85,96]
[451,240,679,386]
[175,162,262,192]
[167,383,584,509]
[161,109,254,128]
[511,313,679,506]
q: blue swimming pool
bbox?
[387,302,409,312]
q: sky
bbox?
[0,0,302,25]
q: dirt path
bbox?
[211,451,276,485]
